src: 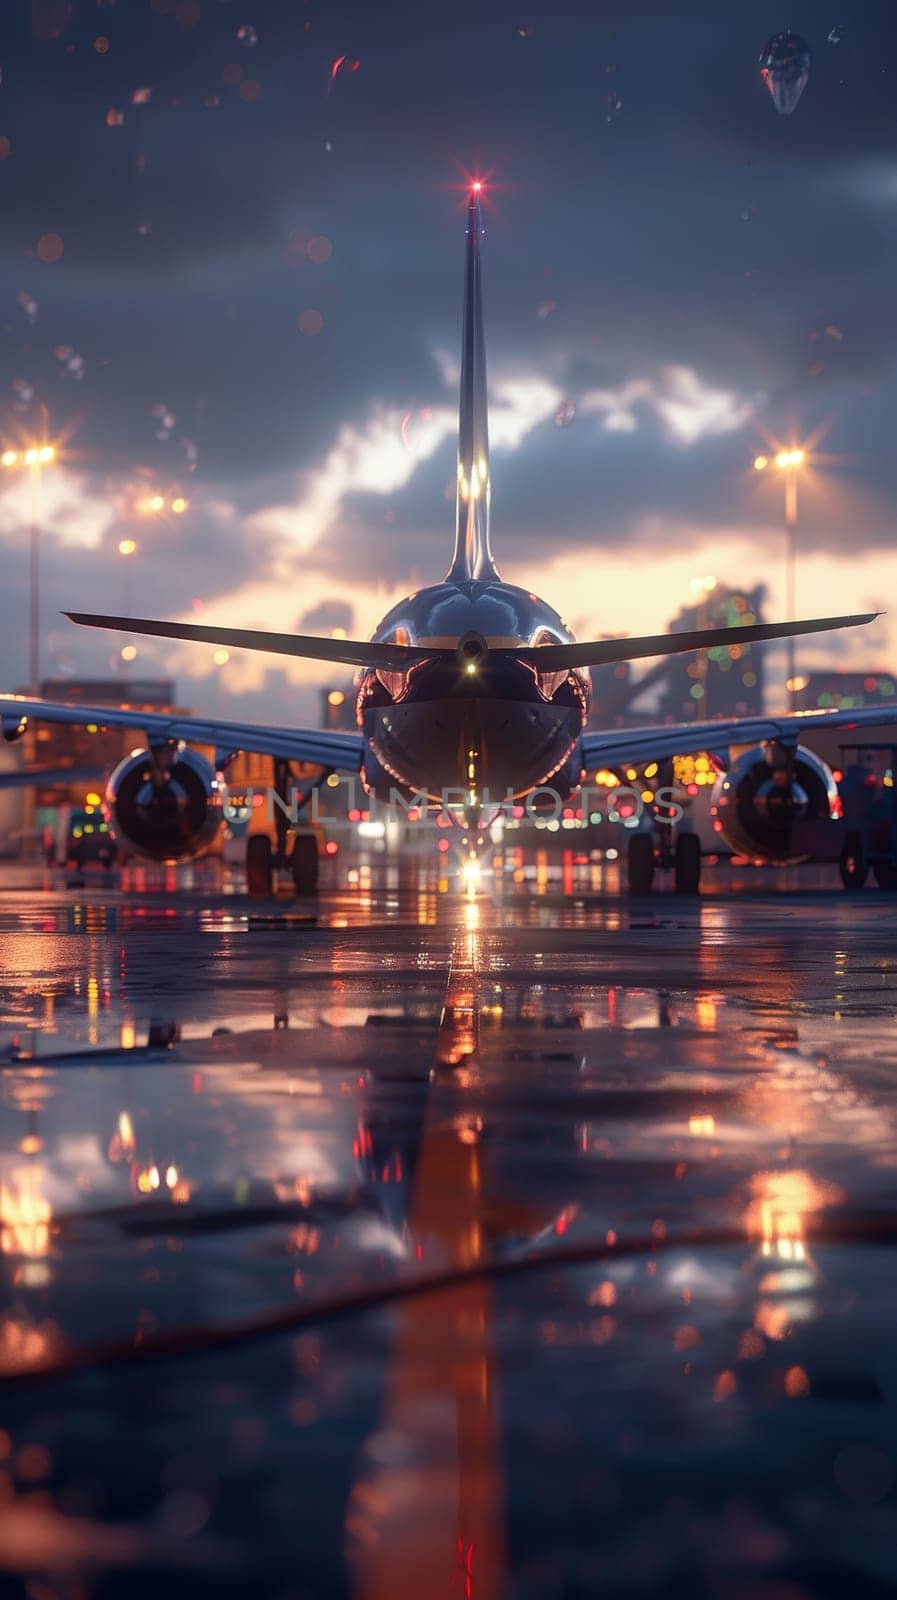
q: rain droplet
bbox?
[106,108,124,127]
[758,33,811,115]
[12,377,34,405]
[740,209,753,222]
[151,402,176,440]
[236,24,257,46]
[555,400,576,428]
[330,55,360,84]
[536,300,557,320]
[131,86,153,104]
[827,26,842,45]
[17,291,39,325]
[605,91,623,122]
[59,350,85,381]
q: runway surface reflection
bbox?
[1,865,896,1596]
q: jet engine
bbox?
[105,747,222,861]
[710,741,838,865]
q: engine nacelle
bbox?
[710,741,838,865]
[105,747,222,862]
[2,713,28,743]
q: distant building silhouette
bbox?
[655,583,767,721]
[589,582,768,727]
[791,669,896,713]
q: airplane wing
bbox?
[583,702,897,773]
[0,695,364,771]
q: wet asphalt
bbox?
[1,857,896,1598]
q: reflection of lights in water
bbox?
[135,1162,190,1201]
[108,1109,137,1163]
[688,1114,716,1137]
[462,855,481,895]
[1,1169,51,1261]
[747,1168,841,1261]
[747,1169,844,1336]
[0,1316,56,1372]
[696,997,717,1030]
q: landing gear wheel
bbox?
[246,833,273,897]
[873,860,897,889]
[627,832,655,895]
[674,832,701,896]
[290,832,319,896]
[839,830,868,890]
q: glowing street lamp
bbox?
[2,437,57,693]
[137,493,188,516]
[754,446,807,709]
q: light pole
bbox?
[2,440,56,695]
[754,447,805,710]
[213,649,229,718]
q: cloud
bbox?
[240,365,562,584]
[296,597,356,634]
[580,366,759,445]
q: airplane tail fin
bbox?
[446,184,498,583]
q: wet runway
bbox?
[1,862,897,1597]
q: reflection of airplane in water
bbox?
[1,185,893,894]
[3,977,891,1583]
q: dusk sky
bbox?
[2,0,897,724]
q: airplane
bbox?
[1,183,894,895]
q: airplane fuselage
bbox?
[357,579,591,803]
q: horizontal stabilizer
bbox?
[65,612,430,671]
[66,609,878,675]
[515,612,879,672]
